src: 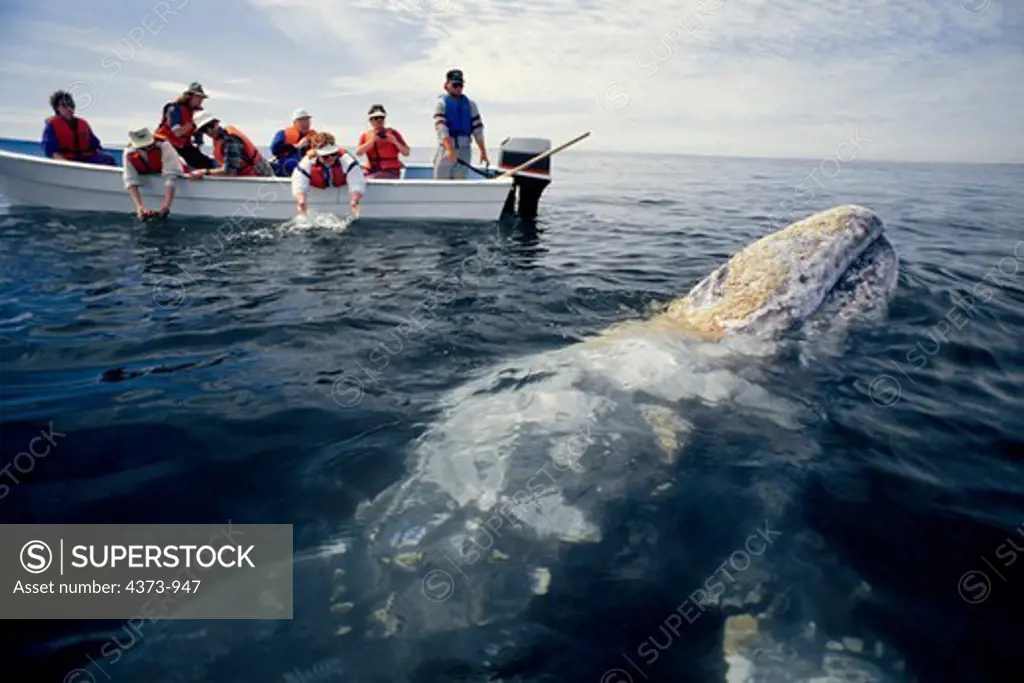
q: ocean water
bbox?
[2,150,1023,683]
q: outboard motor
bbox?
[497,137,551,219]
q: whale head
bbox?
[662,205,889,340]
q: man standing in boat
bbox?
[291,137,365,217]
[122,126,193,220]
[189,113,274,178]
[269,108,317,177]
[154,82,215,170]
[432,69,488,179]
[41,90,116,165]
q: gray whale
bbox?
[350,205,903,683]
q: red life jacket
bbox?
[125,145,164,174]
[212,126,264,176]
[47,116,95,159]
[305,156,348,188]
[154,102,196,148]
[362,129,404,173]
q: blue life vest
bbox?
[444,94,472,138]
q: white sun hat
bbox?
[127,126,155,149]
[193,111,220,133]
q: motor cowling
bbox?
[498,137,551,220]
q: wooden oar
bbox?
[491,131,591,179]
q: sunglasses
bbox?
[320,153,338,161]
[450,82,464,88]
[369,115,385,120]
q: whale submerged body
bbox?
[351,205,904,680]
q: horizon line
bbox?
[1,135,1020,167]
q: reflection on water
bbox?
[3,152,1023,682]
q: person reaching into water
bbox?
[154,82,215,170]
[189,113,274,178]
[432,69,488,179]
[355,104,409,179]
[292,132,366,217]
[122,126,193,220]
[269,108,317,177]
[41,90,116,165]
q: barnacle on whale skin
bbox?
[637,403,692,459]
[367,591,403,638]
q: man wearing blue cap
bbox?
[432,68,488,179]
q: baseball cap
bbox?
[445,69,464,84]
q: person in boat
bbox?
[355,104,410,179]
[122,126,192,220]
[188,112,274,178]
[292,132,366,217]
[41,90,116,165]
[432,69,488,180]
[154,82,215,170]
[269,108,317,177]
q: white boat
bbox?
[0,137,555,222]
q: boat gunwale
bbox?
[0,149,515,187]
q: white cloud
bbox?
[147,80,275,104]
[239,0,1024,161]
[1,0,1021,162]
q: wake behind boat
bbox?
[0,136,555,222]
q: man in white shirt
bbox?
[291,142,366,217]
[122,126,190,219]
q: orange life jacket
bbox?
[47,116,95,159]
[125,145,164,174]
[363,129,404,173]
[212,126,264,176]
[300,154,352,188]
[282,125,316,150]
[154,102,197,148]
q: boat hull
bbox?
[0,150,515,222]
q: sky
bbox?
[0,0,1021,163]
